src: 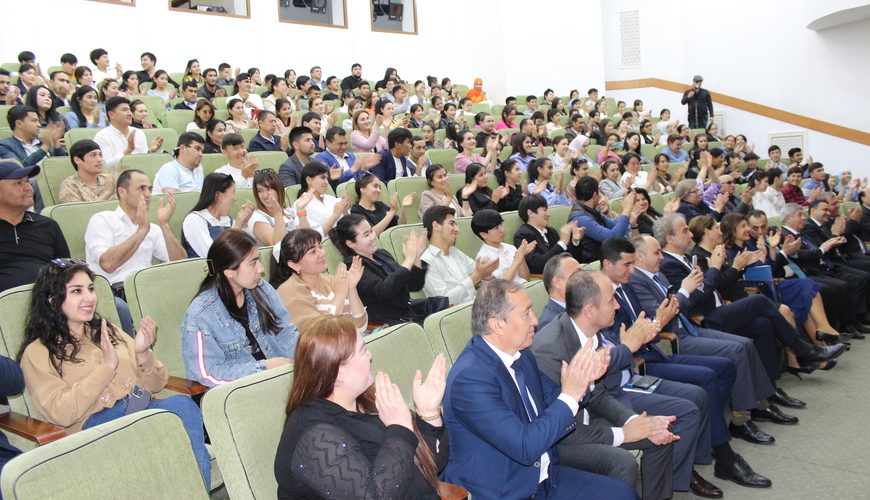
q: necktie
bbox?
[653,275,699,337]
[801,236,835,269]
[511,359,538,421]
[616,286,637,322]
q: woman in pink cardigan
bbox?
[350,109,388,153]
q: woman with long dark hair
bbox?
[351,172,414,236]
[508,133,539,171]
[203,119,226,154]
[450,128,498,174]
[275,315,447,499]
[248,168,305,246]
[183,59,203,84]
[272,229,367,333]
[24,85,69,132]
[527,157,570,206]
[293,162,349,236]
[493,159,525,212]
[329,215,430,325]
[418,164,467,219]
[182,173,255,258]
[457,162,502,213]
[187,99,216,132]
[145,70,176,110]
[19,260,211,488]
[65,85,106,128]
[182,229,298,386]
[118,70,141,97]
[438,102,457,130]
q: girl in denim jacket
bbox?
[182,229,298,386]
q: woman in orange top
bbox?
[465,78,492,105]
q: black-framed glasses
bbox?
[50,258,87,268]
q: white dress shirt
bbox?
[292,194,339,236]
[421,245,477,305]
[476,243,527,284]
[85,206,170,285]
[182,209,233,258]
[482,338,579,484]
[95,125,149,170]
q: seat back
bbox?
[64,128,100,149]
[0,409,209,500]
[423,302,474,366]
[251,151,289,173]
[42,200,119,259]
[124,259,210,378]
[501,210,523,244]
[366,323,437,407]
[453,216,483,258]
[200,153,226,175]
[119,153,174,182]
[425,149,459,174]
[549,204,571,228]
[142,128,179,153]
[386,176,428,224]
[0,277,120,440]
[321,237,346,275]
[524,280,549,318]
[201,364,294,500]
[38,156,76,207]
[162,109,195,136]
[259,245,274,280]
[379,223,424,264]
[132,95,169,121]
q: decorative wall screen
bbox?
[618,10,641,68]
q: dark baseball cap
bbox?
[0,159,40,180]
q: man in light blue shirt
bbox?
[801,162,827,198]
[153,132,205,194]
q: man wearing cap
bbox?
[0,159,70,293]
[681,76,713,129]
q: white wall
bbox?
[0,0,604,105]
[600,0,870,177]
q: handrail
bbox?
[604,78,870,146]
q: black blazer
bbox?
[0,355,24,458]
[860,205,870,242]
[800,219,847,264]
[348,249,428,325]
[659,253,722,317]
[781,225,830,275]
[513,223,566,274]
[531,313,637,446]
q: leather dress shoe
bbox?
[769,387,806,408]
[690,469,723,498]
[714,454,772,488]
[751,404,798,425]
[844,323,868,338]
[816,331,847,345]
[729,421,775,445]
[795,343,847,366]
[820,358,838,371]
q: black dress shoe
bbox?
[690,469,723,498]
[844,323,868,338]
[751,404,799,425]
[795,343,848,366]
[816,331,847,345]
[769,387,806,408]
[714,454,773,488]
[729,421,775,445]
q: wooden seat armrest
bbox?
[529,273,544,280]
[689,315,704,324]
[0,411,66,445]
[438,481,469,500]
[659,332,677,341]
[165,376,210,396]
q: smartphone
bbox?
[632,375,659,390]
[691,255,698,268]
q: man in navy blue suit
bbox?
[442,280,639,500]
[369,128,415,182]
[537,252,582,330]
[601,236,772,489]
[0,354,24,484]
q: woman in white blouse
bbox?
[292,162,349,237]
[182,173,255,258]
[248,169,309,246]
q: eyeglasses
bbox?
[50,258,87,268]
[721,180,734,185]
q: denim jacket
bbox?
[182,279,298,387]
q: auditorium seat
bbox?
[425,148,459,174]
[386,176,428,224]
[423,301,474,366]
[162,109,195,136]
[366,322,438,406]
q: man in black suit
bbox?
[534,271,714,497]
[781,203,870,336]
[812,194,870,269]
[537,252,582,330]
[513,194,584,274]
[0,355,24,477]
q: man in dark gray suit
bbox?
[533,271,717,498]
[537,252,582,330]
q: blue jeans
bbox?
[84,394,211,490]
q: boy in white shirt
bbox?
[472,209,535,284]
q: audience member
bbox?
[25,84,68,132]
[330,215,430,325]
[248,168,303,246]
[197,68,226,100]
[130,100,154,129]
[528,158,570,207]
[513,194,583,273]
[0,160,69,293]
[153,132,205,194]
[182,229,297,386]
[173,80,199,110]
[145,70,176,110]
[781,166,814,207]
[662,134,690,163]
[18,260,211,489]
[442,279,638,500]
[418,164,467,219]
[275,315,447,499]
[58,140,115,203]
[182,173,255,258]
[340,63,364,90]
[350,172,413,236]
[749,168,785,218]
[187,99,216,131]
[472,209,533,283]
[0,354,24,480]
[801,163,828,198]
[95,96,164,169]
[279,126,317,187]
[568,177,637,263]
[494,159,526,212]
[453,129,499,174]
[370,128,415,181]
[229,73,263,118]
[291,162,349,236]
